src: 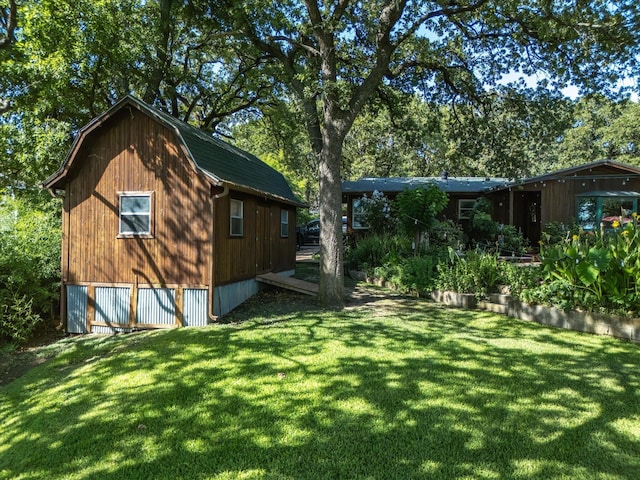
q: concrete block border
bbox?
[432,290,640,343]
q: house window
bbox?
[230,199,244,236]
[458,199,477,220]
[119,193,152,236]
[352,199,368,229]
[280,209,289,237]
[576,193,638,230]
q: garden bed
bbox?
[433,289,640,343]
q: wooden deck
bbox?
[256,272,318,296]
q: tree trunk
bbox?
[318,122,345,309]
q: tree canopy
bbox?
[1,0,639,307]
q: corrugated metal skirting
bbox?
[136,288,176,325]
[67,286,88,334]
[183,288,208,327]
[95,287,130,325]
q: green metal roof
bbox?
[149,102,304,206]
[44,96,305,207]
[342,176,511,195]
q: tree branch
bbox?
[0,0,16,50]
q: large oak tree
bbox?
[208,0,638,307]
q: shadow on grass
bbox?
[1,289,640,479]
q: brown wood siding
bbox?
[515,174,640,227]
[270,204,296,273]
[64,109,212,287]
[213,196,296,285]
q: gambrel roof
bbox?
[43,95,305,207]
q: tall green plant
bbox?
[393,185,448,249]
[0,196,61,343]
[536,217,640,313]
[436,249,501,300]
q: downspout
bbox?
[208,184,229,322]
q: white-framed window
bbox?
[352,198,368,229]
[280,209,289,237]
[230,199,244,236]
[119,192,152,236]
[458,199,477,220]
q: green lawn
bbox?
[1,287,640,480]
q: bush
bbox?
[532,217,640,314]
[344,234,412,273]
[373,250,447,295]
[497,262,542,299]
[435,249,501,300]
[497,224,528,256]
[0,197,61,344]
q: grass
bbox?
[1,287,640,479]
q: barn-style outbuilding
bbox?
[43,96,304,334]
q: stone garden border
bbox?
[432,290,640,343]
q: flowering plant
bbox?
[536,215,640,314]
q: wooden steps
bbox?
[256,272,318,296]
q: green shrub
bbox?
[344,234,412,273]
[435,249,501,300]
[541,221,580,246]
[497,262,542,299]
[429,219,464,250]
[0,197,61,344]
[533,217,640,314]
[497,224,528,256]
[374,251,446,294]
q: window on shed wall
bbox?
[119,193,152,236]
[230,199,244,236]
[352,199,368,229]
[280,209,289,237]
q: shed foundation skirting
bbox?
[65,272,296,333]
[213,270,295,317]
[65,284,209,334]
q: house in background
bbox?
[342,175,510,236]
[43,96,304,334]
[343,160,640,247]
[489,160,640,245]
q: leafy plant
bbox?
[497,262,542,299]
[373,250,447,295]
[357,190,397,234]
[0,196,61,344]
[393,185,448,244]
[534,216,640,314]
[436,249,501,300]
[344,234,412,274]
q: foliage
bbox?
[497,262,542,300]
[394,185,449,240]
[373,250,447,295]
[496,224,528,256]
[344,234,412,274]
[357,190,397,234]
[443,88,575,178]
[428,219,465,250]
[555,95,640,168]
[435,249,501,300]
[343,94,448,178]
[541,221,581,246]
[0,196,61,343]
[533,217,640,314]
[469,197,497,245]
